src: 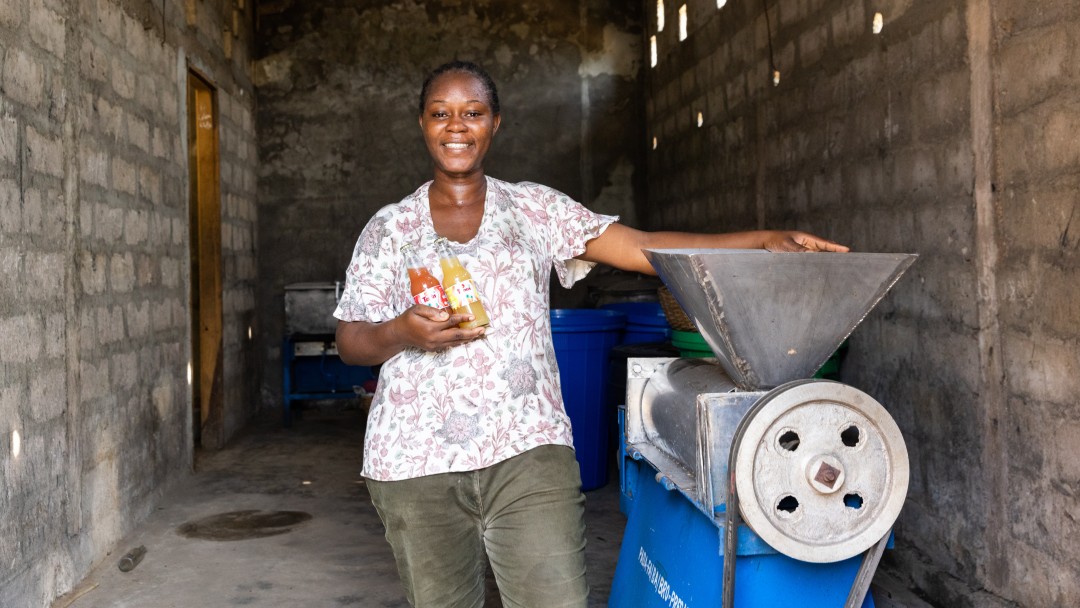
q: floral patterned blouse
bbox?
[334,176,618,481]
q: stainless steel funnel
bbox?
[644,249,917,390]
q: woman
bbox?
[334,60,847,608]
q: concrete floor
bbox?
[54,401,932,608]
[55,403,626,608]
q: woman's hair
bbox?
[418,60,501,116]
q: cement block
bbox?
[82,455,122,548]
[151,298,176,332]
[994,0,1078,34]
[95,304,124,343]
[992,525,1080,607]
[997,115,1033,184]
[29,367,65,422]
[831,0,866,48]
[109,253,134,293]
[0,245,23,289]
[44,313,64,358]
[123,13,148,63]
[996,25,1067,116]
[80,253,106,295]
[160,87,177,124]
[135,73,158,114]
[100,97,126,142]
[139,166,161,205]
[0,314,42,363]
[171,217,184,245]
[1002,329,1080,407]
[148,213,169,244]
[29,3,66,58]
[111,56,135,100]
[79,37,109,84]
[26,252,63,302]
[999,186,1077,252]
[94,202,124,242]
[79,144,109,189]
[0,0,24,31]
[134,252,153,287]
[111,352,137,390]
[111,156,136,196]
[26,127,63,178]
[157,254,177,287]
[0,177,19,234]
[128,115,149,153]
[0,114,16,167]
[125,301,149,338]
[152,127,168,159]
[0,381,25,422]
[911,253,978,329]
[21,186,44,237]
[78,357,108,401]
[93,0,123,46]
[2,49,44,109]
[123,209,147,246]
[1042,106,1080,174]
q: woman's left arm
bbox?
[578,223,850,275]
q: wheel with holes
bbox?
[734,379,909,563]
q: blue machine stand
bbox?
[282,334,373,426]
[611,455,879,608]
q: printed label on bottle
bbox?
[446,279,479,310]
[414,285,450,309]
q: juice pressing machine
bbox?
[609,249,917,608]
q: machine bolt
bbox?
[807,455,845,494]
[816,462,840,486]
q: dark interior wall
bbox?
[254,0,644,406]
[642,0,1080,606]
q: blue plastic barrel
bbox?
[550,309,626,491]
[600,301,670,344]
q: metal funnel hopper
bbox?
[644,249,917,390]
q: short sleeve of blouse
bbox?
[529,183,619,289]
[333,212,404,324]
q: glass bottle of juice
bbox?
[433,237,490,329]
[401,243,449,311]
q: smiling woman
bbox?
[330,60,847,608]
[419,67,502,242]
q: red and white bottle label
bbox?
[446,280,479,310]
[414,285,450,309]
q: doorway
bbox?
[187,70,224,448]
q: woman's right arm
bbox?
[336,306,487,366]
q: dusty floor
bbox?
[54,400,931,608]
[56,402,626,608]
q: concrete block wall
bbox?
[641,0,1080,606]
[253,0,644,407]
[0,0,258,605]
[218,88,259,441]
[989,1,1080,605]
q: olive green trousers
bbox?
[366,445,589,608]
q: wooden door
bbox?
[187,71,225,448]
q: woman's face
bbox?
[419,71,501,179]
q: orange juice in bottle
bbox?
[401,243,450,311]
[434,237,490,329]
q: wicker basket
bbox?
[658,286,698,332]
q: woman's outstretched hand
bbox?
[763,231,850,253]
